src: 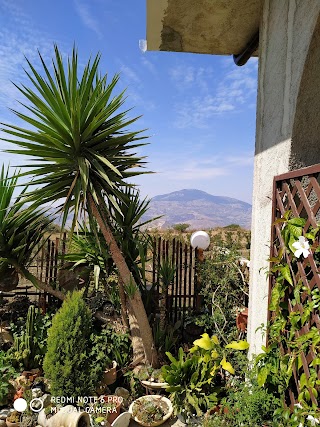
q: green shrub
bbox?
[172,223,190,232]
[0,351,16,406]
[43,291,93,396]
[222,379,280,426]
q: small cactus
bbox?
[13,305,36,370]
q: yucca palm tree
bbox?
[0,164,53,291]
[1,46,158,366]
[110,187,157,289]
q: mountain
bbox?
[142,189,252,230]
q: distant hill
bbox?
[142,189,252,230]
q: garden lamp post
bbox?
[190,231,210,310]
[190,231,210,260]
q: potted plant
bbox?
[138,367,168,391]
[102,360,117,386]
[102,396,122,424]
[6,411,20,427]
[129,396,173,427]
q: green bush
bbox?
[202,365,280,427]
[43,291,93,396]
[0,351,16,406]
[222,379,280,426]
[172,223,190,232]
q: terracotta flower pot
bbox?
[102,361,117,386]
[103,395,122,424]
[6,419,19,427]
[236,308,248,332]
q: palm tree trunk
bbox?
[126,300,145,370]
[118,277,130,330]
[88,193,159,367]
[159,292,167,331]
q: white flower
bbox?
[307,415,320,426]
[295,403,303,409]
[292,236,310,258]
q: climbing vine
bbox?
[256,210,320,420]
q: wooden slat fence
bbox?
[5,233,198,324]
[37,233,67,286]
[270,164,320,407]
[152,236,198,324]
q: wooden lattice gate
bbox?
[269,164,320,407]
[152,237,199,324]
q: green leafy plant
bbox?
[217,367,281,427]
[162,334,249,421]
[0,350,16,406]
[89,324,132,384]
[43,290,93,396]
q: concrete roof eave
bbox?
[146,0,263,57]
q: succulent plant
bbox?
[132,397,166,424]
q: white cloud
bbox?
[0,1,66,115]
[173,60,257,128]
[141,56,157,76]
[225,154,254,167]
[73,0,102,38]
[117,61,156,111]
[174,95,235,129]
[169,64,214,92]
[120,64,142,85]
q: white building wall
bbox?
[248,0,320,357]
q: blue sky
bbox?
[0,0,258,204]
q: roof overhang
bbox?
[146,0,263,57]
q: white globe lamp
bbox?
[190,231,210,250]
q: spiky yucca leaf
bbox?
[109,187,159,284]
[63,222,112,288]
[1,45,149,232]
[0,165,53,289]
